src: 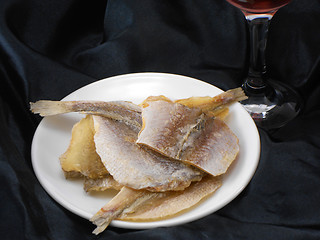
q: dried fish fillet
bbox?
[30,100,142,128]
[120,175,222,221]
[137,94,241,176]
[93,116,203,192]
[91,175,222,234]
[59,115,108,179]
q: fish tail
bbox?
[90,187,145,234]
[224,87,248,103]
[30,100,74,116]
[90,209,117,235]
[202,87,247,112]
[210,87,248,106]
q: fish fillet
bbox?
[137,99,240,176]
[120,175,222,221]
[90,175,222,234]
[93,116,203,192]
[59,115,109,179]
[138,99,203,159]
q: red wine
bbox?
[226,0,291,13]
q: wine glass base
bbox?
[241,79,302,130]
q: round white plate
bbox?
[31,72,260,229]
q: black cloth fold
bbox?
[1,0,320,239]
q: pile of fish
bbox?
[30,87,247,235]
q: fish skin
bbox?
[179,117,239,176]
[93,115,203,192]
[137,99,203,159]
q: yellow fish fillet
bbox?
[59,115,109,179]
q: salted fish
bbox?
[30,100,142,129]
[91,175,222,234]
[137,99,240,176]
[93,115,203,192]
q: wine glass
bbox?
[225,0,302,130]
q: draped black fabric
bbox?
[1,0,320,239]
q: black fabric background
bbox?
[1,0,320,239]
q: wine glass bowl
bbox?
[226,0,292,15]
[225,0,302,130]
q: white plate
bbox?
[31,72,260,229]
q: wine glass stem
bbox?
[244,16,271,92]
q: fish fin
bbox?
[30,100,73,116]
